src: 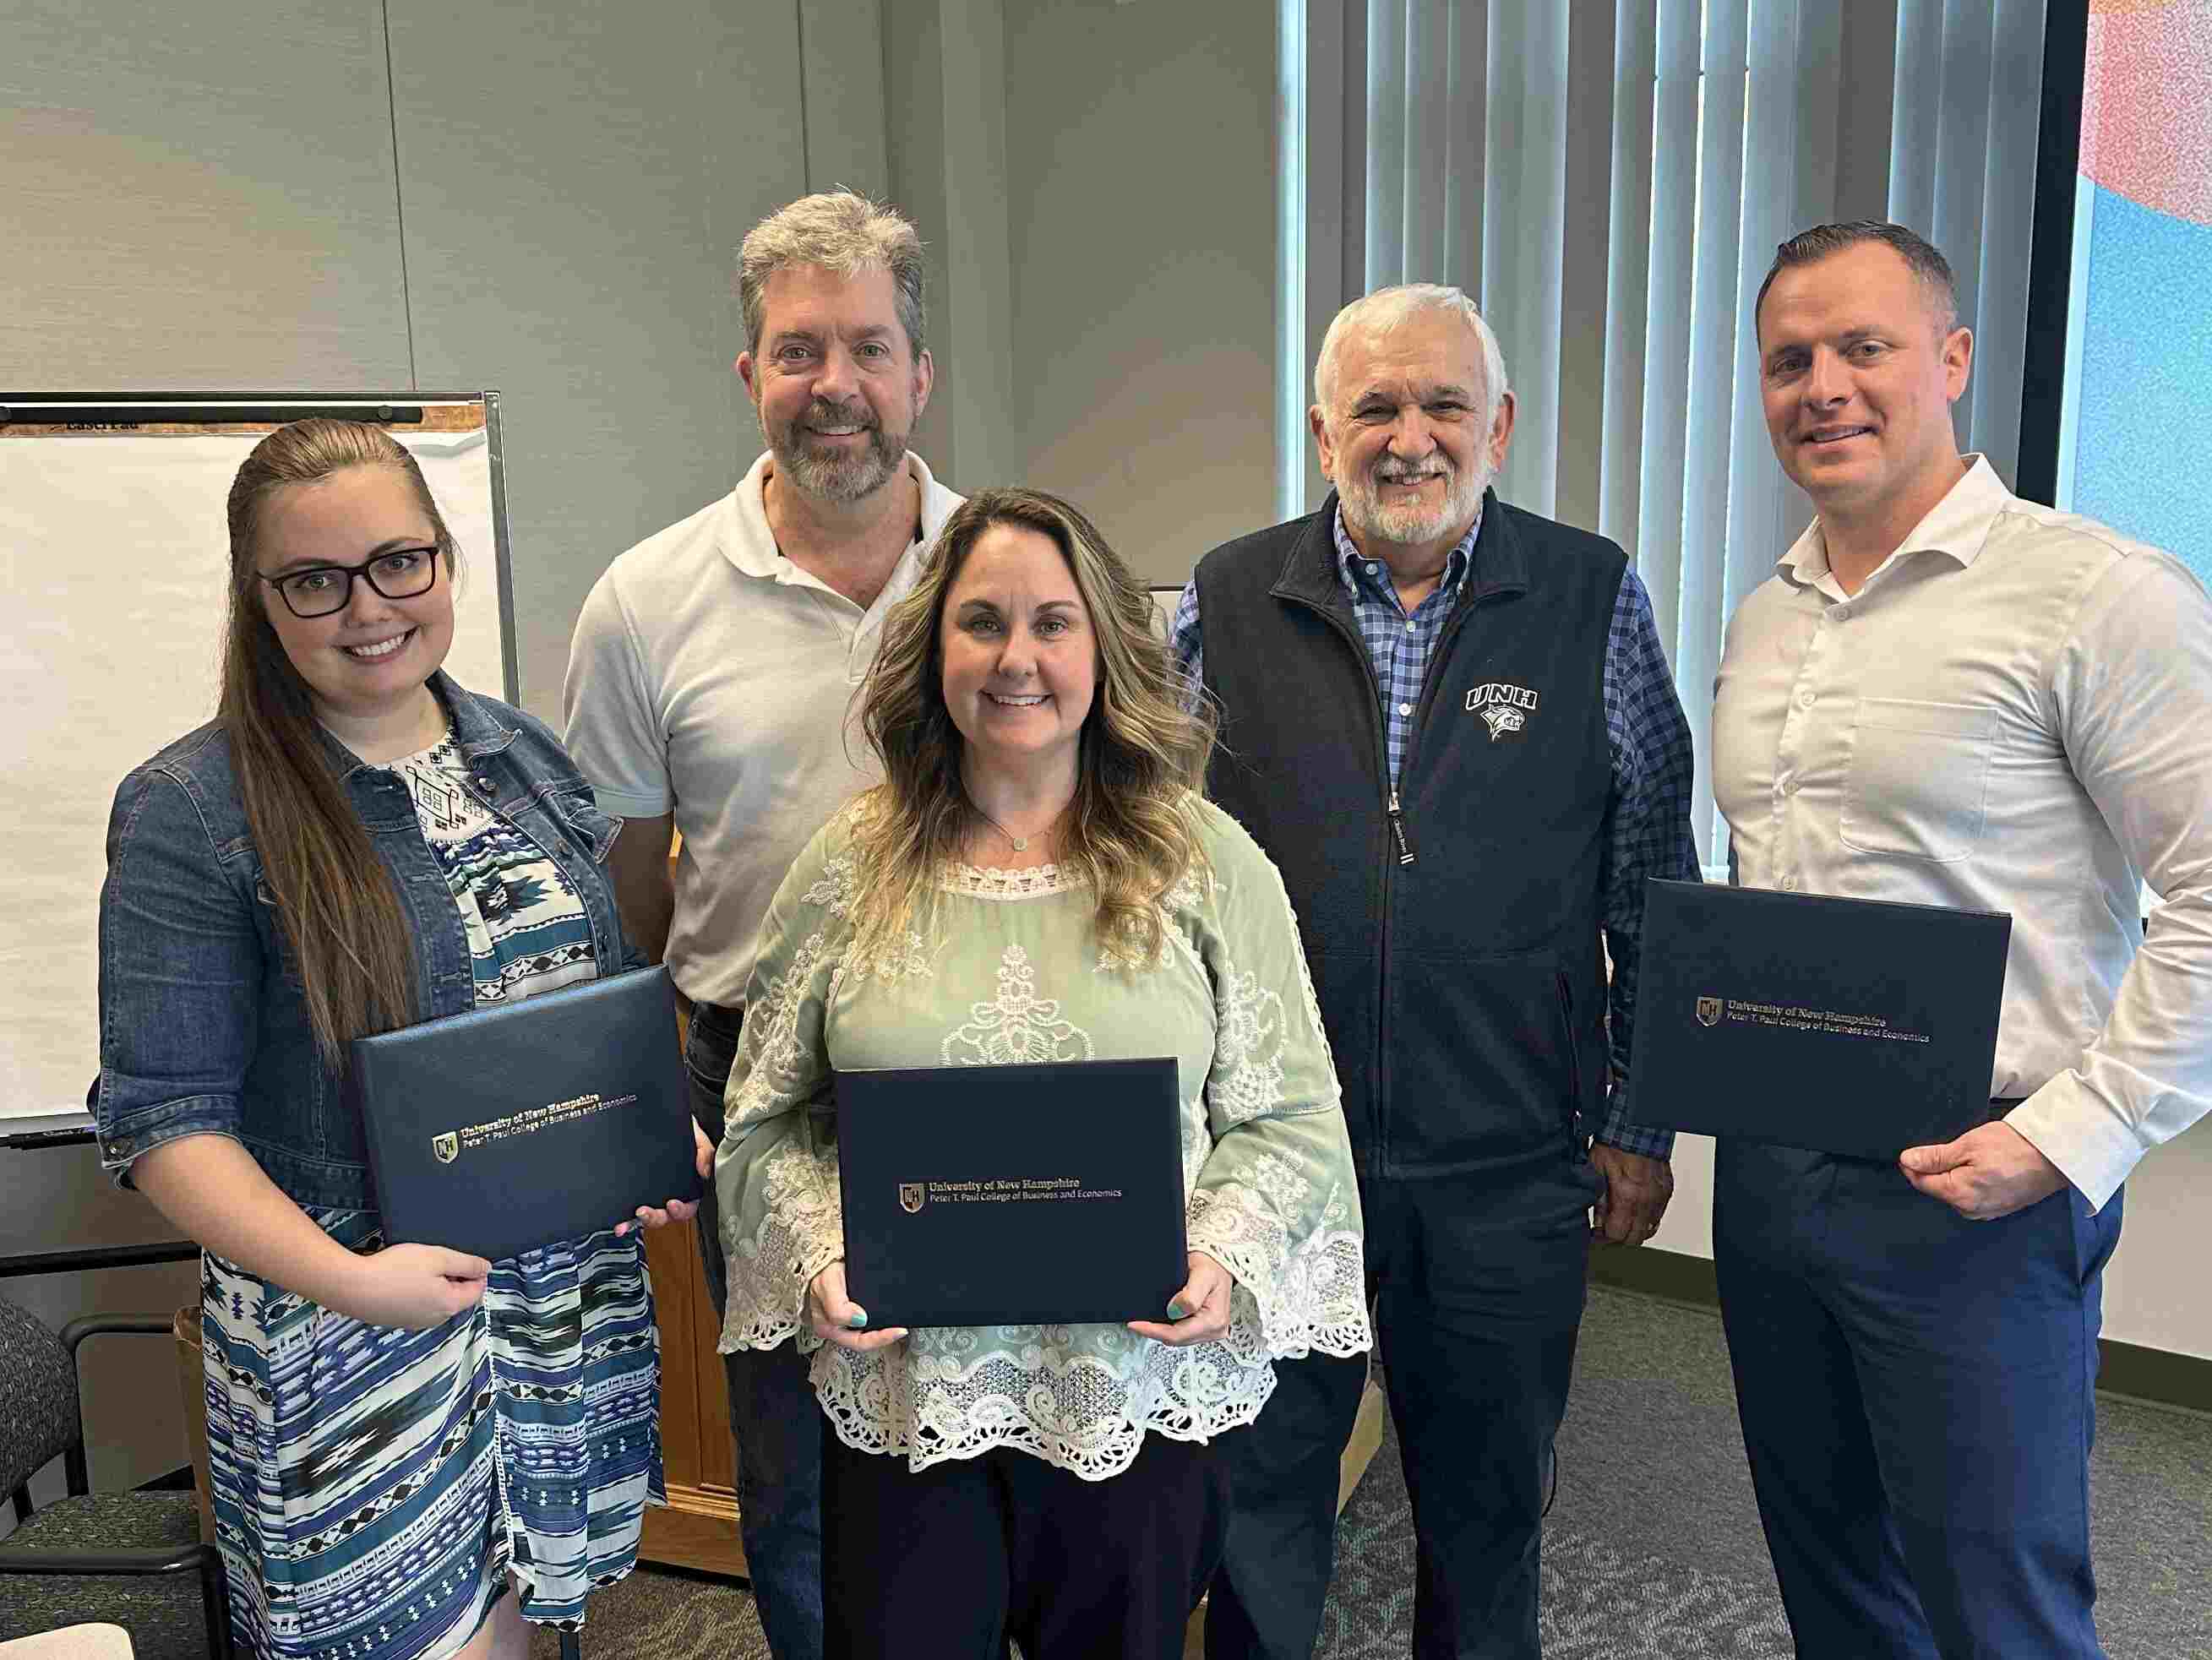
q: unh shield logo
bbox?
[433,1132,460,1164]
[1695,996,1722,1028]
[898,1183,925,1214]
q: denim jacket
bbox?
[96,672,639,1210]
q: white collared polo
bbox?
[564,450,963,1007]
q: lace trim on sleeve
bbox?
[1187,1170,1371,1360]
[719,913,843,1352]
[722,1135,843,1351]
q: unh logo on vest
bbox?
[1465,682,1539,741]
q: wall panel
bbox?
[1000,0,1278,582]
[800,0,891,200]
[0,0,411,387]
[386,0,809,714]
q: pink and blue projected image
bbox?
[2066,0,2212,580]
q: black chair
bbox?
[0,1295,227,1658]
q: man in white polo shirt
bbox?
[563,189,962,1660]
[1711,219,2212,1658]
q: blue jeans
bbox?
[1714,1139,2119,1659]
[689,999,824,1660]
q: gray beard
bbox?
[771,425,904,503]
[752,391,907,506]
[1338,456,1492,548]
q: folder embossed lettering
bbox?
[348,965,700,1262]
[1629,880,2011,1159]
[836,1056,1187,1328]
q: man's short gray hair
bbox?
[737,188,928,359]
[1313,284,1512,423]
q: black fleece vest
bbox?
[1196,491,1626,1178]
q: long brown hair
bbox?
[847,487,1215,969]
[220,419,458,1067]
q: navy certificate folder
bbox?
[1629,879,2012,1160]
[348,966,700,1262]
[836,1056,1187,1328]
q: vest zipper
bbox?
[1281,567,1512,1173]
[1384,583,1506,879]
[1380,581,1520,1167]
[1387,790,1416,865]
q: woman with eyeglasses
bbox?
[92,418,706,1660]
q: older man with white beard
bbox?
[1172,285,1699,1660]
[564,189,963,1660]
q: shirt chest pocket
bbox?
[549,787,621,864]
[1839,699,1997,863]
[253,875,307,988]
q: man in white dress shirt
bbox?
[1710,220,2212,1658]
[563,189,963,1660]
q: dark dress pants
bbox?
[1208,1151,1600,1660]
[822,1425,1227,1660]
[689,999,825,1660]
[1713,1138,2121,1660]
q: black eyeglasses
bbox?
[259,547,442,618]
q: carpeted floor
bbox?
[537,1285,2212,1658]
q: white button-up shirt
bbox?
[1713,456,2212,1209]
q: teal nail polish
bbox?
[1167,1301,1189,1320]
[847,1310,869,1330]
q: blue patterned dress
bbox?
[199,732,664,1660]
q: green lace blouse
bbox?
[714,795,1371,1480]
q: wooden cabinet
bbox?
[640,1203,748,1577]
[638,1002,748,1580]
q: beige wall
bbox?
[888,0,1281,580]
[383,0,815,713]
[2,3,414,389]
[1000,0,1280,582]
[883,0,1022,494]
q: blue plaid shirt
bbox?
[1172,505,1698,1157]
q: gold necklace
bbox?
[966,792,1065,854]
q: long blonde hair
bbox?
[220,418,458,1067]
[847,488,1215,967]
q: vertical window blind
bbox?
[1283,0,2047,863]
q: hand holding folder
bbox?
[806,1261,911,1351]
[350,966,704,1262]
[1124,1252,1234,1346]
[613,1119,714,1239]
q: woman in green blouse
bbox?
[713,487,1370,1660]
